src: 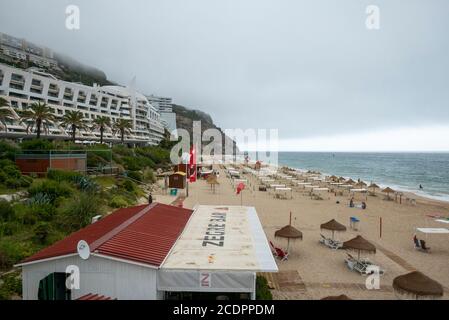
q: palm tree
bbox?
[0,97,13,133]
[20,102,55,139]
[113,118,132,144]
[60,110,87,142]
[91,116,111,144]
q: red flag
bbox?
[236,182,245,195]
[189,146,196,182]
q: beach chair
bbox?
[344,254,385,275]
[269,241,289,261]
[319,234,342,250]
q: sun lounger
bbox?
[319,234,342,249]
[344,254,385,275]
[269,240,289,261]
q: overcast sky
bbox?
[1,0,449,151]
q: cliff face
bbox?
[172,104,237,155]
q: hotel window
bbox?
[89,94,98,106]
[101,97,108,108]
[48,83,59,97]
[63,88,73,101]
[77,91,86,103]
[9,73,25,90]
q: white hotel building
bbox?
[0,63,165,145]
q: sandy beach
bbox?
[160,165,449,300]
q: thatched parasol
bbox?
[354,181,367,188]
[320,219,346,239]
[338,177,346,182]
[368,183,379,192]
[321,294,352,300]
[207,175,219,193]
[345,178,355,185]
[382,187,395,200]
[328,175,338,182]
[393,271,443,300]
[275,212,303,252]
[382,187,395,194]
[342,235,376,259]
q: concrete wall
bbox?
[21,255,160,300]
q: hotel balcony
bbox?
[9,77,25,90]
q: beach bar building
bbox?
[16,203,277,300]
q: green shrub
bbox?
[127,170,143,182]
[58,192,102,230]
[109,195,128,208]
[122,179,136,192]
[5,178,22,189]
[0,140,19,161]
[20,175,33,187]
[12,203,35,225]
[0,271,22,299]
[33,222,50,244]
[19,139,52,151]
[255,276,273,300]
[29,203,56,222]
[0,240,35,270]
[47,169,83,182]
[122,156,154,171]
[0,200,14,221]
[28,180,73,203]
[112,145,133,157]
[143,168,156,183]
[2,165,21,179]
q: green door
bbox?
[38,272,71,300]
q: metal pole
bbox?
[380,217,382,239]
[186,163,189,198]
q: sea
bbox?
[277,152,449,202]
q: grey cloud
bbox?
[1,0,448,140]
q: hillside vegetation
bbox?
[0,138,175,298]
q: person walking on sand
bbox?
[148,193,153,204]
[419,184,423,190]
[349,198,354,208]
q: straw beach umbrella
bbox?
[354,181,367,188]
[342,235,376,260]
[275,212,302,252]
[393,271,443,300]
[206,175,219,193]
[382,187,395,200]
[368,183,379,193]
[338,177,346,182]
[320,219,346,240]
[345,178,355,185]
[328,175,338,182]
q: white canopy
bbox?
[350,188,368,193]
[162,205,278,272]
[416,228,449,234]
[313,187,329,191]
[275,187,291,191]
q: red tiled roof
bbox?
[20,203,193,267]
[77,293,115,300]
